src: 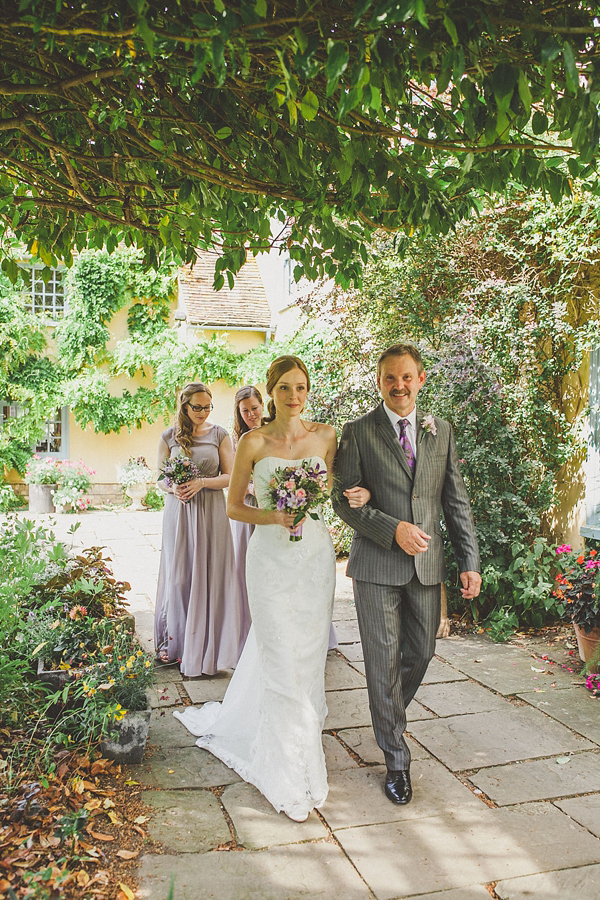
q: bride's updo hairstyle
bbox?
[265,356,310,421]
[175,381,213,456]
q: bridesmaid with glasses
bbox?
[154,382,250,676]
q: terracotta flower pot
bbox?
[573,623,600,672]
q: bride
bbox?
[174,355,368,821]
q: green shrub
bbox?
[143,486,165,510]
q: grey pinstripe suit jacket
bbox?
[332,403,480,586]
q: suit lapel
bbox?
[374,402,413,480]
[414,407,430,481]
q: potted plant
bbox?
[52,459,95,512]
[117,457,154,510]
[24,456,60,513]
[43,631,155,763]
[554,545,600,670]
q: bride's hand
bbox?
[273,510,306,532]
[344,486,371,508]
[174,478,204,503]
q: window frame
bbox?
[581,346,600,540]
[20,264,67,321]
[0,403,69,460]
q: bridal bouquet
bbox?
[268,459,329,542]
[160,454,203,501]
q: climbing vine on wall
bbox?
[0,247,241,473]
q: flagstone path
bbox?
[39,510,600,898]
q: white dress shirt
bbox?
[382,403,417,457]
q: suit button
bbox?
[413,494,418,500]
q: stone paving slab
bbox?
[322,757,482,831]
[436,647,583,695]
[435,634,502,659]
[148,683,183,709]
[137,841,373,900]
[152,662,183,682]
[495,864,600,900]
[332,620,362,643]
[349,660,366,675]
[400,888,492,900]
[421,656,468,684]
[334,802,600,899]
[144,789,230,853]
[147,709,198,750]
[415,679,511,716]
[407,706,594,771]
[325,689,432,730]
[555,794,600,837]
[471,752,600,805]
[131,745,241,789]
[335,727,430,765]
[339,642,363,662]
[182,672,233,704]
[220,783,329,849]
[518,687,600,744]
[323,734,359,771]
[325,654,367,691]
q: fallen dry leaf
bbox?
[133,815,149,824]
[88,830,115,842]
[118,882,135,900]
[116,849,139,860]
[108,811,123,826]
[76,869,90,886]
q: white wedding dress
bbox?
[174,456,336,819]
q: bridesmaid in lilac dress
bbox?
[230,386,265,612]
[154,382,250,676]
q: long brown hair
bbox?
[175,382,213,455]
[233,385,264,442]
[265,356,310,421]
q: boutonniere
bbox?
[421,414,437,435]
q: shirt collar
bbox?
[382,402,417,432]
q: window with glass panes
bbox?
[21,266,66,319]
[0,404,68,458]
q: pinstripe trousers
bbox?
[353,576,441,771]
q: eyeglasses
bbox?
[187,403,213,413]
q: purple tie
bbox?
[399,418,415,474]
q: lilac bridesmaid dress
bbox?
[154,425,251,676]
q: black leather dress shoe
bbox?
[384,769,412,805]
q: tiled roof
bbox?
[179,252,271,330]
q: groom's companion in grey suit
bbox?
[333,344,481,805]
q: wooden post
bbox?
[436,582,450,638]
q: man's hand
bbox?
[460,571,482,599]
[394,521,431,555]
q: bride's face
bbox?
[272,367,308,417]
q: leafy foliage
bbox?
[0,2,599,285]
[303,190,599,624]
[556,547,600,632]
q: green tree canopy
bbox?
[1,0,599,285]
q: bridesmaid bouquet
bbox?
[268,459,329,542]
[160,455,203,501]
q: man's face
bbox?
[377,354,426,417]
